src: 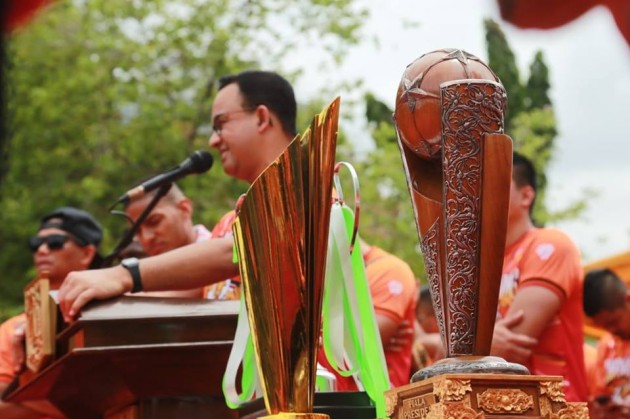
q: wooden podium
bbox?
[3,291,240,419]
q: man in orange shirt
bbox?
[0,207,102,418]
[584,268,630,417]
[491,152,587,402]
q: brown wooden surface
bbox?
[4,296,239,418]
[386,373,589,418]
[476,133,512,355]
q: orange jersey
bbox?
[364,246,417,387]
[591,333,630,406]
[320,246,416,389]
[498,227,587,402]
[0,313,26,385]
[203,210,241,301]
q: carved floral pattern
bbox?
[421,220,446,345]
[385,392,399,417]
[540,380,566,403]
[551,402,589,419]
[440,81,506,355]
[427,402,483,419]
[24,281,45,371]
[477,388,533,414]
[434,378,472,401]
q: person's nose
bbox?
[35,243,51,255]
[209,131,221,148]
[139,227,156,244]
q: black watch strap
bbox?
[121,257,143,293]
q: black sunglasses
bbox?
[28,234,72,252]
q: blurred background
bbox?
[1,0,629,319]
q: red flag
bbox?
[498,0,630,46]
[3,0,54,33]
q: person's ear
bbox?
[255,105,273,132]
[519,185,535,209]
[177,197,193,219]
[80,245,97,268]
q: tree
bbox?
[484,18,587,226]
[485,18,525,130]
[0,0,366,319]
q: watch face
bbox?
[123,257,138,267]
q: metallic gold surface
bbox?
[233,98,340,416]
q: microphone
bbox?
[116,150,213,205]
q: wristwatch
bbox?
[121,257,143,293]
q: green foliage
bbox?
[484,18,524,129]
[526,51,552,110]
[0,0,366,320]
[349,93,425,280]
[484,19,587,226]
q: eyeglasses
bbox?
[28,234,72,252]
[211,108,254,136]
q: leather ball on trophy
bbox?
[394,48,501,160]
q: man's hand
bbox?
[491,310,538,364]
[58,266,132,322]
[385,320,414,352]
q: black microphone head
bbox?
[186,150,214,174]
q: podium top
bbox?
[5,294,240,418]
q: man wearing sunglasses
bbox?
[0,207,102,418]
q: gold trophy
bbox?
[232,98,340,418]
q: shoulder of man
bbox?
[528,227,581,261]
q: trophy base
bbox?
[260,414,329,419]
[385,372,589,418]
[411,356,529,381]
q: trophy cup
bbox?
[384,49,588,418]
[232,98,340,418]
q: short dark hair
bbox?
[218,70,297,137]
[513,151,537,216]
[583,268,627,317]
[512,151,537,193]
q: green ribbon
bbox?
[322,202,391,418]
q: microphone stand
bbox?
[101,183,172,267]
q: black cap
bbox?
[39,207,103,247]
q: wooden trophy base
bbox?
[384,373,589,418]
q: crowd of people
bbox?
[1,69,629,418]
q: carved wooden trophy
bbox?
[384,49,589,419]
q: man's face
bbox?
[32,227,93,287]
[125,196,193,256]
[592,300,630,340]
[209,83,262,183]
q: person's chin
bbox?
[35,262,53,272]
